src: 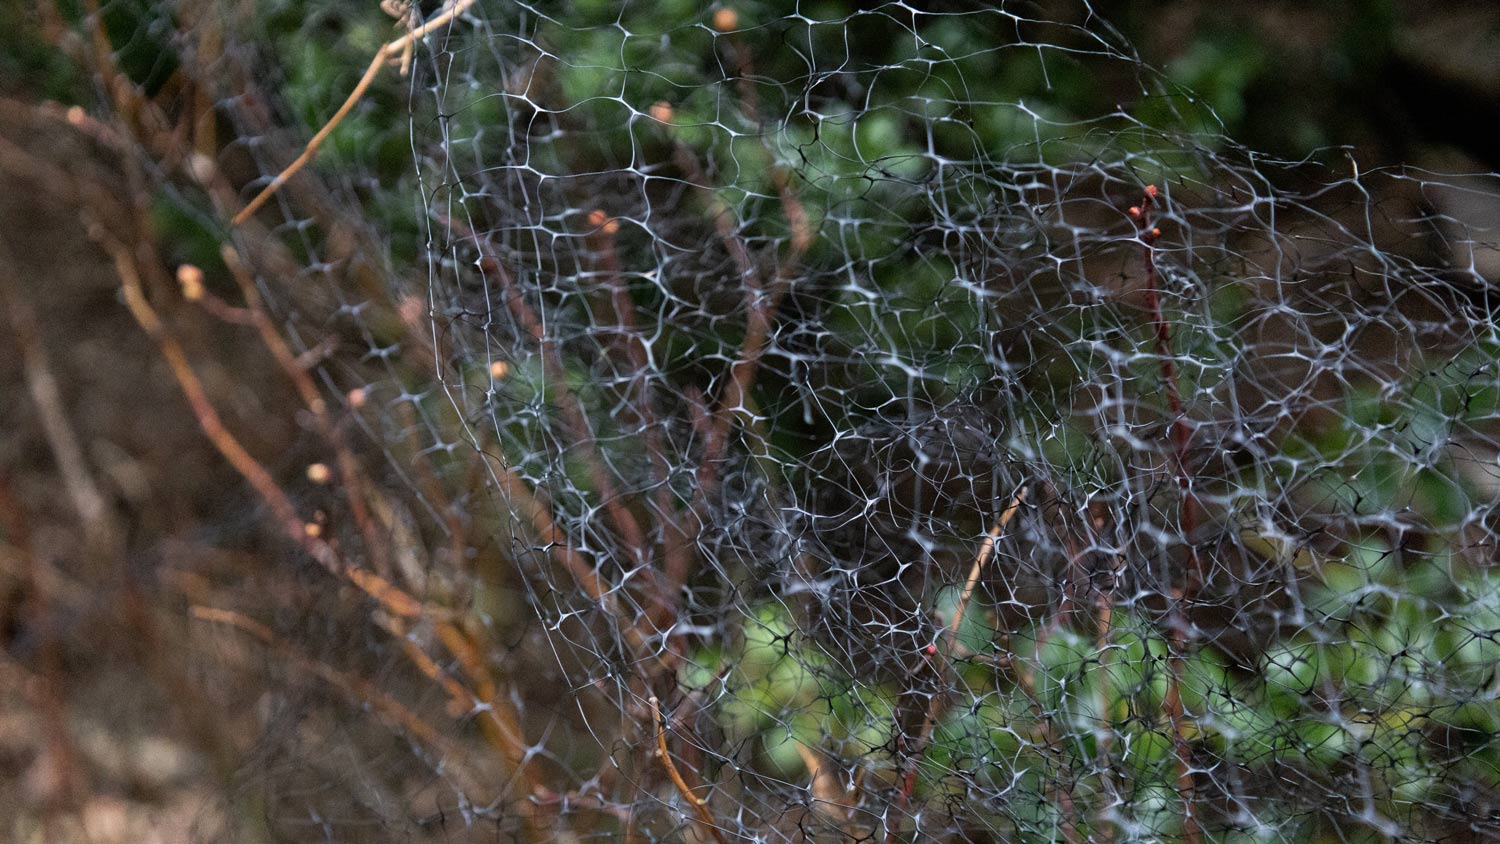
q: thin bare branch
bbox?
[890,490,1027,843]
[649,695,726,844]
[231,0,477,226]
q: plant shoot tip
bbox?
[177,264,205,301]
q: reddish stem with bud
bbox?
[1136,185,1202,844]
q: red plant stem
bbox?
[1138,212,1198,575]
[1136,186,1202,844]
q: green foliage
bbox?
[0,3,84,102]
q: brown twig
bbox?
[218,245,396,581]
[369,610,542,815]
[434,622,534,771]
[99,231,424,621]
[658,99,806,490]
[231,0,478,225]
[167,244,542,834]
[393,401,471,570]
[794,740,857,827]
[889,491,1026,843]
[110,214,551,835]
[196,603,546,842]
[30,9,554,835]
[649,695,727,844]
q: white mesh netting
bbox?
[60,1,1500,842]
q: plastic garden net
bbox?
[44,1,1500,842]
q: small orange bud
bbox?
[177,264,205,301]
[712,7,738,31]
[587,208,608,228]
[603,218,620,235]
[1145,184,1158,198]
[186,152,216,185]
[925,643,937,656]
[306,463,332,484]
[649,101,674,123]
[1128,206,1141,218]
[347,387,368,408]
[1151,227,1161,239]
[489,360,510,379]
[304,521,323,538]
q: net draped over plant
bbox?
[53,1,1500,842]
